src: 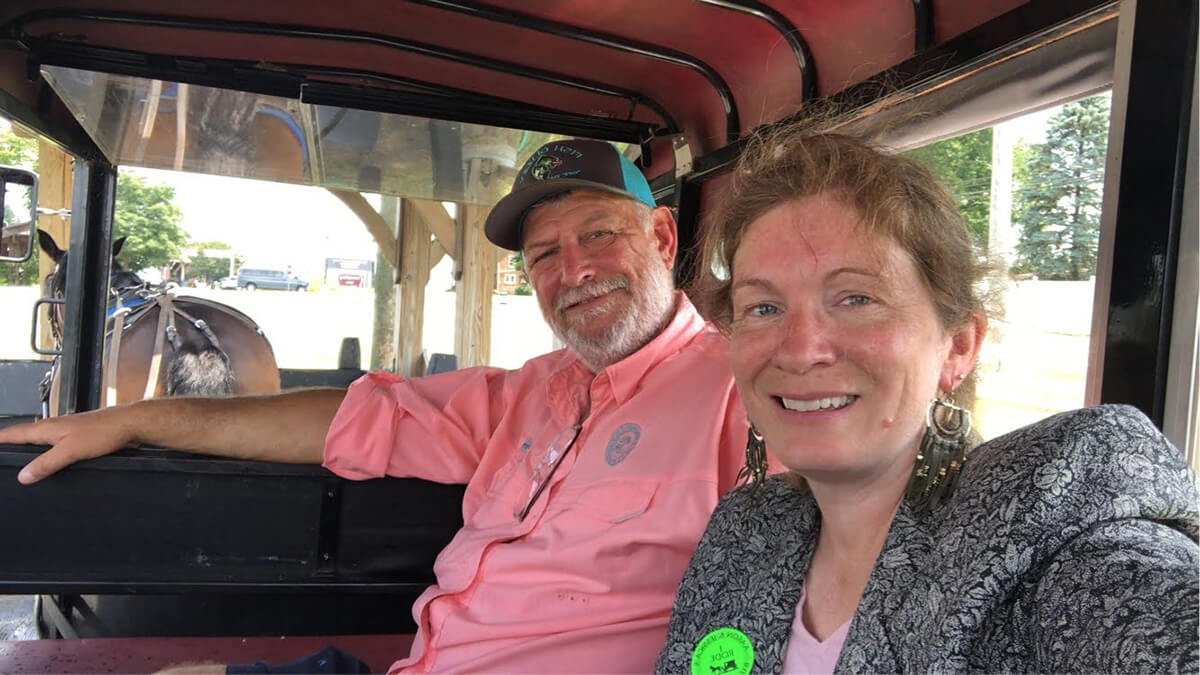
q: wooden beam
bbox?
[37,140,71,353]
[327,189,398,268]
[453,202,496,367]
[396,199,432,377]
[428,242,446,277]
[409,198,457,258]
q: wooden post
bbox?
[371,197,400,372]
[396,199,432,377]
[37,140,72,353]
[454,201,495,367]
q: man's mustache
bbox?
[554,277,630,314]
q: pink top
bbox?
[780,586,851,674]
[324,294,750,673]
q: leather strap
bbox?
[143,295,175,400]
[104,307,132,408]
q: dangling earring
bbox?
[737,423,768,497]
[907,392,972,513]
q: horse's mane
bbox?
[46,254,149,300]
[110,262,146,293]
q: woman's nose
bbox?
[773,309,838,371]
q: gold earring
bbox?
[737,423,768,497]
[907,392,972,513]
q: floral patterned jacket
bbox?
[657,405,1199,674]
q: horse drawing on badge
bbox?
[38,231,281,414]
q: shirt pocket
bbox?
[561,478,657,525]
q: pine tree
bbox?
[1013,94,1109,280]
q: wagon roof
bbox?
[0,1,1116,189]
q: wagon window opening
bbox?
[19,66,608,381]
[903,92,1113,441]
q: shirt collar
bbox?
[593,291,709,405]
[544,292,710,419]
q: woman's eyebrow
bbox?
[730,277,778,294]
[827,265,883,280]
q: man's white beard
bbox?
[546,261,676,372]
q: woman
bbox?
[657,131,1199,674]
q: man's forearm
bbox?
[3,387,349,484]
[128,388,346,463]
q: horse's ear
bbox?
[112,236,126,258]
[37,230,65,262]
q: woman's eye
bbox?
[747,303,779,317]
[840,294,871,307]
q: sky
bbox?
[126,167,382,282]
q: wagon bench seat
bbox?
[0,633,414,674]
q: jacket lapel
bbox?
[740,489,819,674]
[836,500,936,673]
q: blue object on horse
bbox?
[106,296,150,317]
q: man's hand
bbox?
[1,389,344,485]
[0,407,139,485]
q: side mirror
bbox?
[0,165,38,263]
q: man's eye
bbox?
[583,230,615,246]
[840,294,871,306]
[530,250,556,267]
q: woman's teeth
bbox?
[779,395,856,412]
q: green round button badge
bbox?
[690,627,754,675]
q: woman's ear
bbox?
[940,313,987,393]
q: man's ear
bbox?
[939,313,987,393]
[650,206,678,268]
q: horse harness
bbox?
[41,280,267,411]
[106,290,228,406]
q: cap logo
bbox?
[531,155,563,180]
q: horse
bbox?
[37,231,281,414]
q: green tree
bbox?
[903,127,993,251]
[186,240,242,285]
[1013,94,1109,280]
[0,128,39,285]
[113,173,187,272]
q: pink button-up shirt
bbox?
[324,294,749,673]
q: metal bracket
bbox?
[315,478,343,576]
[672,135,694,178]
[30,297,63,356]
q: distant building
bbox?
[325,258,374,288]
[496,253,523,294]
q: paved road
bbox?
[0,595,35,641]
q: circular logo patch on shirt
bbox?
[691,627,754,675]
[605,423,641,466]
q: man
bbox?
[1,139,750,672]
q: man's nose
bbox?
[559,244,595,286]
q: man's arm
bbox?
[0,388,346,485]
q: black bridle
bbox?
[43,256,157,349]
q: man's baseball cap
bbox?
[484,139,656,251]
